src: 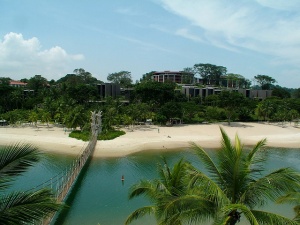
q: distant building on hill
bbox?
[9,80,27,87]
[97,83,120,99]
[181,86,272,100]
[152,71,195,84]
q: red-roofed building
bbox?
[9,80,27,87]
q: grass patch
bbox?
[69,129,125,141]
[98,130,125,140]
[69,130,91,141]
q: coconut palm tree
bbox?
[168,127,300,224]
[277,191,300,222]
[0,143,62,224]
[125,158,215,225]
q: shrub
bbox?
[98,130,125,140]
[69,130,90,141]
[69,129,125,141]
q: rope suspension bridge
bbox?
[20,111,102,225]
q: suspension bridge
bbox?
[22,111,102,225]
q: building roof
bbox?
[9,80,27,86]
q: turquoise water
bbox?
[10,148,300,225]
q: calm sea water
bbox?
[10,148,300,225]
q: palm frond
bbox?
[246,138,267,163]
[165,194,216,214]
[187,166,229,208]
[221,203,259,225]
[189,142,223,184]
[0,143,41,190]
[217,128,250,204]
[242,168,300,207]
[157,157,187,196]
[124,205,155,225]
[251,209,299,225]
[219,127,233,156]
[128,180,158,200]
[234,134,243,157]
[277,191,300,205]
[0,188,62,225]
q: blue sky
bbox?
[1,0,300,88]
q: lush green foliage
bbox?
[107,71,133,87]
[1,68,300,129]
[98,129,125,140]
[254,74,277,90]
[69,129,125,141]
[68,130,91,141]
[126,128,300,224]
[0,143,62,224]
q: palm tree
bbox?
[28,111,38,127]
[0,143,62,224]
[125,158,214,225]
[64,105,87,130]
[277,191,300,222]
[169,127,300,224]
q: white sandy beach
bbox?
[0,122,300,157]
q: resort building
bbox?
[9,80,27,87]
[181,86,272,100]
[152,71,195,84]
[97,83,120,99]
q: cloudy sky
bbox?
[1,0,300,88]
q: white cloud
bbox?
[0,32,84,80]
[255,0,300,11]
[175,28,203,43]
[159,0,300,67]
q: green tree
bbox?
[277,192,300,222]
[0,78,15,112]
[226,73,250,89]
[27,75,48,94]
[64,105,87,130]
[204,106,226,122]
[140,71,155,83]
[166,128,300,224]
[73,68,98,84]
[125,158,213,225]
[41,110,51,127]
[103,107,118,131]
[159,102,183,124]
[134,81,176,106]
[181,67,195,84]
[292,88,300,98]
[0,143,62,224]
[194,63,227,86]
[217,91,246,125]
[66,84,98,105]
[107,71,133,87]
[254,75,276,90]
[272,86,291,98]
[28,111,39,127]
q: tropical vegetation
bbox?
[0,64,300,140]
[126,128,300,224]
[0,143,62,224]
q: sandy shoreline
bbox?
[0,122,300,157]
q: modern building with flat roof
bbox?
[181,86,272,100]
[152,71,195,84]
[97,83,120,99]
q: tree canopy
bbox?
[194,63,227,85]
[254,75,277,90]
[107,71,133,87]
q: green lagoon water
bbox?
[10,148,300,225]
